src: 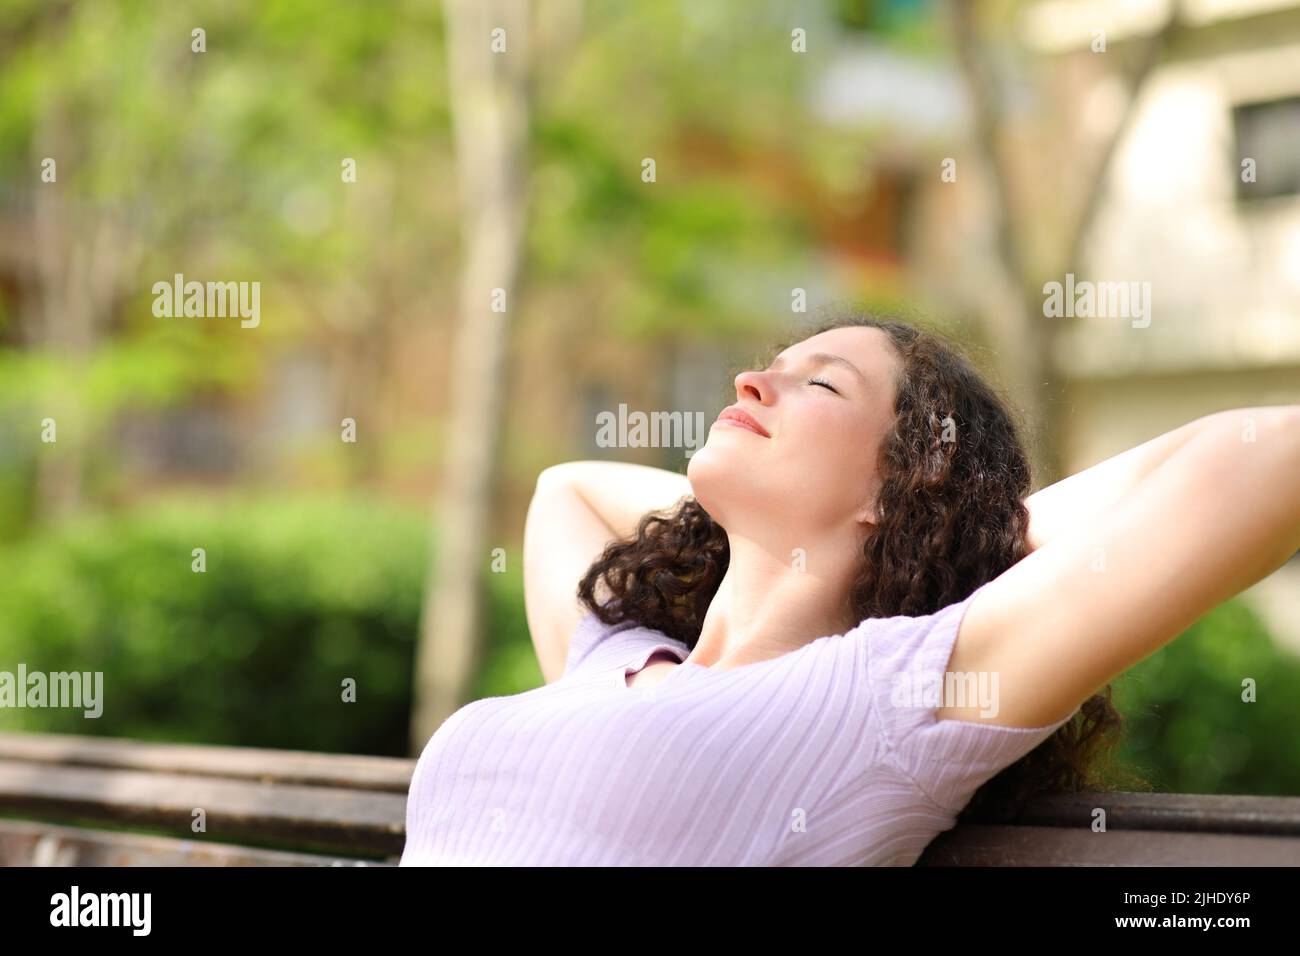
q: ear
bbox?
[854,496,879,529]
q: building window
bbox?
[1233,96,1300,202]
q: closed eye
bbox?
[806,376,839,394]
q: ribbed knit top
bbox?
[400,580,1078,866]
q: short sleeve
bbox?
[562,610,645,677]
[563,611,611,675]
[863,580,1079,812]
[562,610,694,681]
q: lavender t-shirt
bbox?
[400,580,1077,866]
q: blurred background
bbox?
[0,0,1298,798]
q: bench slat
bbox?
[971,790,1300,835]
[0,732,414,793]
[0,762,406,856]
[917,824,1300,866]
[0,819,395,867]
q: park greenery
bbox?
[0,0,1295,794]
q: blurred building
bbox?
[810,0,1300,646]
[1025,0,1300,647]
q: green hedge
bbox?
[0,495,443,755]
[1112,596,1300,795]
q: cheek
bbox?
[804,404,871,459]
[795,408,882,504]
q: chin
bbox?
[686,443,767,527]
[685,444,728,517]
[686,439,727,487]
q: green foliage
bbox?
[475,565,544,700]
[1112,598,1300,794]
[0,495,432,754]
[832,0,947,53]
[0,494,547,755]
[0,0,454,530]
[0,329,251,421]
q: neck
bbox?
[689,531,863,670]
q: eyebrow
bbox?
[768,351,868,385]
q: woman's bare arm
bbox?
[552,460,693,541]
[962,405,1300,728]
[523,461,693,682]
[1024,416,1209,552]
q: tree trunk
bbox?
[30,110,139,523]
[947,0,1185,487]
[410,0,533,751]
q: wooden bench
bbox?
[0,732,412,866]
[917,790,1300,865]
[4,731,1298,865]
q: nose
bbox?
[733,367,772,405]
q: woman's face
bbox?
[687,326,902,539]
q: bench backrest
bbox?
[917,790,1300,865]
[0,732,412,866]
[5,732,1299,865]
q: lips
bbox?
[716,405,771,438]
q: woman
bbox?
[400,314,1300,866]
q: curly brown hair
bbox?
[577,312,1147,826]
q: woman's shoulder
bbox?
[563,608,691,678]
[852,582,1079,810]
